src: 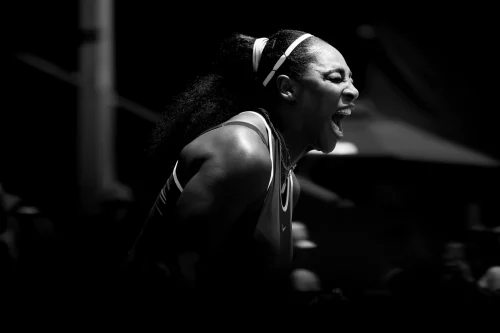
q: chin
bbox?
[318,140,338,154]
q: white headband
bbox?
[262,33,313,87]
[252,37,269,73]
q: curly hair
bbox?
[147,29,326,175]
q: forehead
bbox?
[307,42,351,74]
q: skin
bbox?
[274,41,359,160]
[172,39,358,281]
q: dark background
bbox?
[5,2,499,167]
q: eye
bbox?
[328,76,343,83]
[328,76,353,85]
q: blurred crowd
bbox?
[1,180,499,319]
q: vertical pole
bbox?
[78,0,130,217]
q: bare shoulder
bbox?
[188,121,269,165]
[230,111,269,145]
[175,124,272,222]
[211,124,271,180]
[178,121,271,192]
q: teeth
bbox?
[335,109,351,116]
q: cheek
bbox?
[298,86,339,131]
[301,91,329,116]
[312,86,340,115]
[299,91,318,112]
[323,89,341,109]
[315,95,337,122]
[300,97,331,133]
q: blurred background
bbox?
[2,0,499,314]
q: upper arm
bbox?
[175,128,271,252]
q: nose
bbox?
[342,82,359,103]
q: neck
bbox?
[269,105,311,167]
[279,127,310,166]
[262,105,310,167]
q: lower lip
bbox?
[331,120,343,138]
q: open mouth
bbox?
[331,108,352,133]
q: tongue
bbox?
[331,119,341,132]
[332,115,343,132]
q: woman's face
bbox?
[295,42,359,153]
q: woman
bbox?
[123,29,359,311]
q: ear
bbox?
[275,74,298,103]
